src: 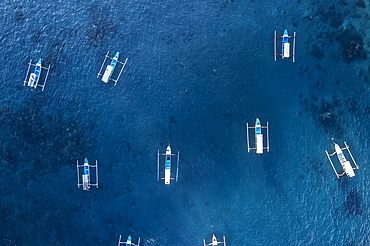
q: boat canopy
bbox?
[256,134,263,154]
[102,65,114,83]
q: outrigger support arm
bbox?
[223,236,226,246]
[325,150,339,179]
[338,172,345,177]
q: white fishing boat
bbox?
[23,58,50,91]
[274,29,296,62]
[203,232,226,246]
[97,51,128,85]
[247,118,269,154]
[157,140,179,185]
[325,139,359,178]
[77,158,98,190]
[118,235,140,246]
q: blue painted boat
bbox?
[28,59,42,88]
[255,118,263,154]
[83,158,90,190]
[281,30,290,60]
[118,235,140,246]
[102,52,120,83]
[165,145,171,185]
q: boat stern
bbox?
[256,134,263,154]
[102,65,114,83]
[82,174,90,190]
[165,169,171,185]
[283,42,290,59]
[28,73,37,88]
[343,161,355,177]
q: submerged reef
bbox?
[306,2,368,64]
[83,4,118,47]
[336,29,366,64]
[0,96,96,244]
[14,4,25,23]
[44,39,70,75]
[0,95,93,173]
[299,93,345,137]
[344,190,364,216]
[310,44,324,59]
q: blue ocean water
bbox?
[2,0,370,245]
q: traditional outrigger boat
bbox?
[203,232,226,246]
[325,139,359,178]
[77,158,98,190]
[157,141,179,185]
[247,118,269,154]
[274,29,296,62]
[97,51,128,85]
[23,58,50,91]
[118,235,140,246]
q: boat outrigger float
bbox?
[247,118,269,154]
[325,139,359,178]
[203,232,226,246]
[23,58,50,91]
[97,51,128,85]
[77,158,98,190]
[118,235,140,246]
[157,140,179,185]
[274,30,296,62]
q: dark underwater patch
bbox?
[356,0,366,8]
[0,97,95,244]
[83,4,118,47]
[299,94,345,138]
[344,190,364,216]
[310,44,324,59]
[30,30,43,43]
[336,29,367,64]
[15,11,25,23]
[14,4,25,23]
[44,39,69,74]
[0,96,93,173]
[314,3,346,29]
